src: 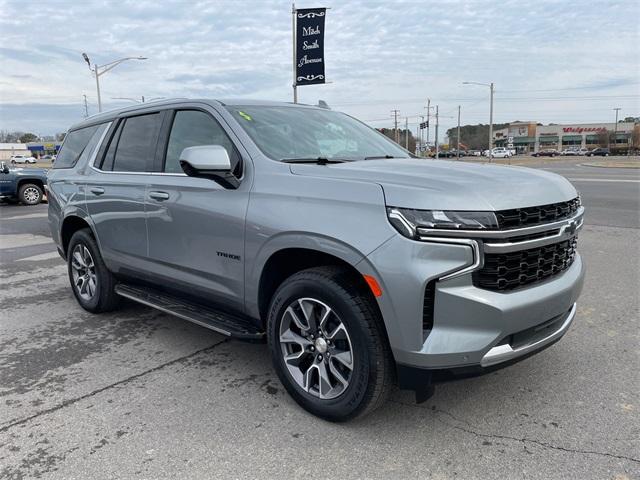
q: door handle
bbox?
[148,191,170,201]
[90,187,105,195]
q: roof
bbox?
[69,98,321,131]
[0,143,29,150]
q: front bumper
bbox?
[360,229,585,372]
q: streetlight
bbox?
[613,107,621,151]
[82,53,148,112]
[463,81,494,161]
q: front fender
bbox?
[245,232,387,318]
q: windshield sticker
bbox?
[238,111,252,121]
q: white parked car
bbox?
[484,148,512,158]
[10,154,37,164]
[560,148,579,156]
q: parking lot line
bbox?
[16,251,61,262]
[0,234,53,249]
[1,213,49,221]
[566,178,640,183]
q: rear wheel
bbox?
[67,229,120,313]
[267,266,394,421]
[18,183,43,205]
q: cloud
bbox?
[0,0,638,135]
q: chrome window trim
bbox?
[84,122,112,168]
[416,207,584,239]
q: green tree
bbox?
[377,128,417,153]
[19,133,38,143]
[445,123,509,150]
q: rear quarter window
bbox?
[54,123,108,169]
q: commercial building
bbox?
[493,121,638,153]
[0,143,29,161]
[27,141,62,157]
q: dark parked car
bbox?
[0,161,48,205]
[586,148,610,157]
[532,149,558,157]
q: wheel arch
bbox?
[60,213,99,259]
[17,177,45,193]
[253,239,377,326]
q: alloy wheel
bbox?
[71,244,97,301]
[23,187,40,204]
[279,297,354,400]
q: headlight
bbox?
[387,207,498,239]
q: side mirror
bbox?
[179,145,239,189]
[0,162,8,174]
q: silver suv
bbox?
[48,99,584,421]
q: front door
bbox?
[145,107,251,312]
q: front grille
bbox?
[474,237,578,291]
[495,198,580,229]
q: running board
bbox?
[115,284,264,341]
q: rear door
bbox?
[144,106,251,312]
[86,111,165,275]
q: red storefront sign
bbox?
[562,127,606,133]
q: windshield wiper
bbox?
[364,155,397,160]
[280,157,346,165]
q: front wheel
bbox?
[67,229,120,313]
[267,266,394,422]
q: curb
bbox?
[580,162,640,169]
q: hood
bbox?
[290,158,577,211]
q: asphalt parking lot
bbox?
[1,159,638,479]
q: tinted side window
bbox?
[165,110,240,174]
[99,121,124,171]
[113,113,162,172]
[54,124,101,169]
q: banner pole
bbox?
[292,3,297,103]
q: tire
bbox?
[11,160,16,165]
[18,183,43,205]
[67,228,120,313]
[267,266,394,422]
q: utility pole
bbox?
[613,107,621,149]
[83,94,89,118]
[405,117,409,150]
[416,122,420,155]
[489,82,494,161]
[457,105,461,160]
[435,105,439,157]
[425,98,431,152]
[391,109,400,144]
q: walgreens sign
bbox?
[563,127,607,133]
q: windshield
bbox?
[226,105,411,161]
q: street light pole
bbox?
[463,81,495,162]
[457,105,461,160]
[94,63,102,112]
[613,107,621,150]
[82,53,148,113]
[435,105,439,157]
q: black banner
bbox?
[295,8,326,86]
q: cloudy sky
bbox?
[1,0,639,138]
